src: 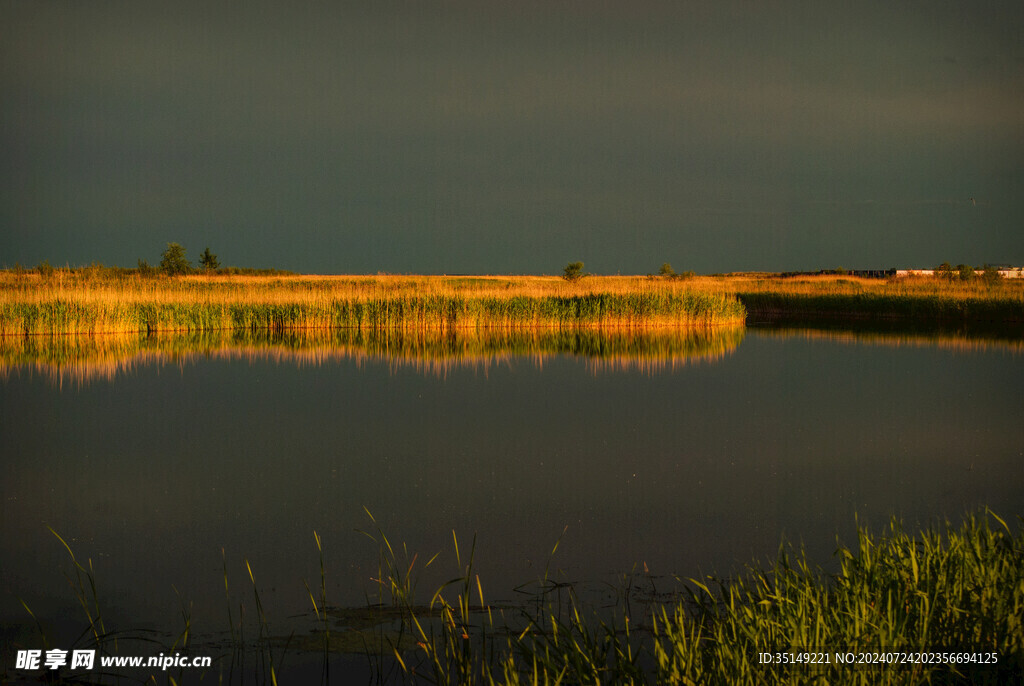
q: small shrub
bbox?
[160,243,192,276]
[137,259,157,278]
[80,262,106,281]
[199,247,220,272]
[658,263,695,280]
[562,261,585,282]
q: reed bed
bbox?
[371,512,1023,685]
[4,270,1022,337]
[26,512,1022,685]
[725,275,1024,324]
[0,272,745,335]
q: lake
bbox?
[1,325,1021,657]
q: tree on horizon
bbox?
[199,247,220,272]
[160,243,191,275]
[563,261,585,282]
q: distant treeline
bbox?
[5,261,296,278]
[5,242,296,278]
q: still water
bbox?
[2,326,1022,641]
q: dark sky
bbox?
[2,1,1022,274]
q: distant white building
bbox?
[894,267,1023,278]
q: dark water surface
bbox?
[2,327,1022,640]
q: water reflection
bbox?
[748,314,1024,351]
[0,326,746,385]
[2,321,1021,657]
[4,320,1024,386]
[753,325,1024,354]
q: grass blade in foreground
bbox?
[379,512,1022,685]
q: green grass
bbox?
[648,512,1023,685]
[362,511,1023,685]
[20,513,1023,685]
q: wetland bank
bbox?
[2,269,1021,337]
[2,271,1022,684]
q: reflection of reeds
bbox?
[0,327,745,385]
[755,325,1024,354]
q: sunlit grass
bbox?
[3,271,1020,337]
[377,512,1023,685]
[0,272,746,335]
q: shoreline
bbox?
[2,272,1022,337]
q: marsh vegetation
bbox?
[20,513,1023,685]
[360,512,1023,685]
[2,270,1022,339]
[0,272,746,335]
[724,274,1024,325]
